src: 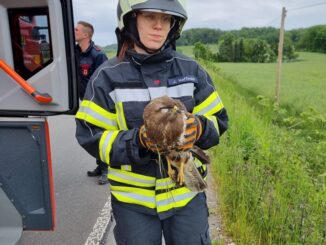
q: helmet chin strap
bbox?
[136,40,161,54]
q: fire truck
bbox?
[0,0,78,244]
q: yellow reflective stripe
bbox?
[156,187,197,213]
[193,158,207,180]
[108,167,156,187]
[76,100,118,130]
[116,102,128,130]
[194,158,202,168]
[121,165,132,171]
[193,91,224,116]
[205,115,220,135]
[99,130,120,163]
[110,185,156,209]
[156,178,176,190]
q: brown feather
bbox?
[143,96,208,192]
[143,96,186,151]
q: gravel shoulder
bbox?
[207,165,234,245]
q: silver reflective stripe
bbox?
[113,191,156,203]
[110,89,150,103]
[157,191,196,207]
[156,179,174,188]
[195,96,222,116]
[109,83,194,103]
[109,168,156,186]
[79,105,117,128]
[149,83,194,99]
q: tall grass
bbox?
[202,61,326,244]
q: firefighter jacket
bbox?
[76,41,108,99]
[75,46,228,220]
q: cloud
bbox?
[72,0,326,46]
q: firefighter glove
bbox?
[139,125,163,153]
[176,113,202,152]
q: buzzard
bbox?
[142,96,209,192]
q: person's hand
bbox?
[175,113,202,152]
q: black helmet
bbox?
[116,0,188,54]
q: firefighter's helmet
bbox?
[117,0,187,36]
[116,0,188,54]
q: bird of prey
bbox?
[142,96,209,192]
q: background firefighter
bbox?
[74,20,109,185]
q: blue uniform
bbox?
[76,41,108,99]
[76,41,108,178]
[75,46,228,244]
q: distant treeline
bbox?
[177,25,326,62]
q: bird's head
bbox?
[143,96,188,153]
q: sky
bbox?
[72,0,326,46]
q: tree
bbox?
[283,36,298,60]
[193,42,216,61]
[298,25,326,53]
[251,39,274,63]
[177,28,223,46]
[218,33,235,62]
[233,38,244,62]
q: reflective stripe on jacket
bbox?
[75,46,228,219]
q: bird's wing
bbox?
[183,154,208,192]
[190,146,210,165]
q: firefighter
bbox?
[75,0,228,244]
[74,20,109,184]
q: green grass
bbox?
[215,52,326,114]
[177,45,195,58]
[177,47,326,114]
[202,61,326,244]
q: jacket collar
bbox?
[126,46,174,66]
[76,41,94,54]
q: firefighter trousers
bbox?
[112,192,211,245]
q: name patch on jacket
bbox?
[167,75,198,86]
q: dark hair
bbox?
[118,39,134,60]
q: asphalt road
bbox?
[18,115,113,245]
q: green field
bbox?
[178,47,326,114]
[176,46,326,244]
[202,59,326,244]
[216,52,326,114]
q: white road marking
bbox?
[85,195,112,245]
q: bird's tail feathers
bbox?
[184,156,208,192]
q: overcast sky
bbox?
[72,0,326,46]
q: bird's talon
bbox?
[178,172,185,185]
[168,168,175,179]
